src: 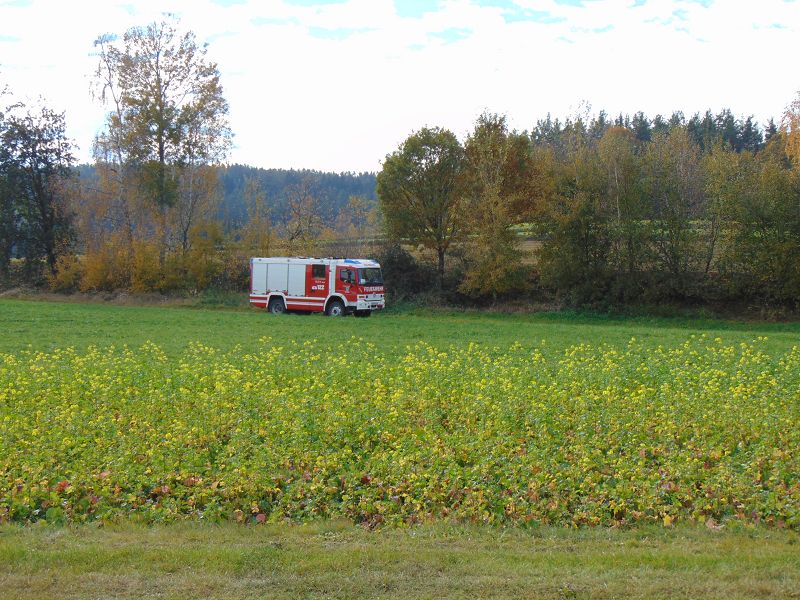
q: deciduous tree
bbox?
[459,113,539,299]
[93,18,231,257]
[784,90,800,166]
[597,126,650,287]
[0,103,74,276]
[0,93,12,279]
[283,177,324,255]
[536,138,612,304]
[377,127,464,288]
[641,128,705,295]
[239,176,273,257]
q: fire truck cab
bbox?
[249,257,385,316]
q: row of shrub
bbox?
[31,231,800,315]
[47,235,248,295]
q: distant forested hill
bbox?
[217,165,377,228]
[76,164,377,229]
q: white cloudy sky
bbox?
[1,0,798,172]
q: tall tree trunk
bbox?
[158,206,168,268]
[437,247,445,290]
[181,165,196,253]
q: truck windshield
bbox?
[358,268,383,285]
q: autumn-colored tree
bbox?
[700,144,745,276]
[186,220,225,289]
[377,127,464,288]
[93,18,231,259]
[712,147,800,302]
[0,93,11,280]
[536,137,613,304]
[783,90,800,166]
[92,34,139,244]
[459,113,544,299]
[283,178,324,255]
[330,195,380,257]
[174,164,221,253]
[641,127,705,295]
[239,176,273,257]
[597,126,650,286]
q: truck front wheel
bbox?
[354,310,371,318]
[325,299,345,317]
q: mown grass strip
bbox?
[1,523,799,599]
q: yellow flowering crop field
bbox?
[2,315,799,529]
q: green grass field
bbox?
[3,522,799,599]
[3,297,800,355]
[2,298,800,598]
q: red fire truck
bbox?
[249,257,385,316]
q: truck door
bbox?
[305,263,328,311]
[336,266,356,303]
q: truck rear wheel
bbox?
[268,297,286,315]
[325,299,345,317]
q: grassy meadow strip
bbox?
[1,333,798,528]
[1,522,799,599]
[3,297,800,357]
